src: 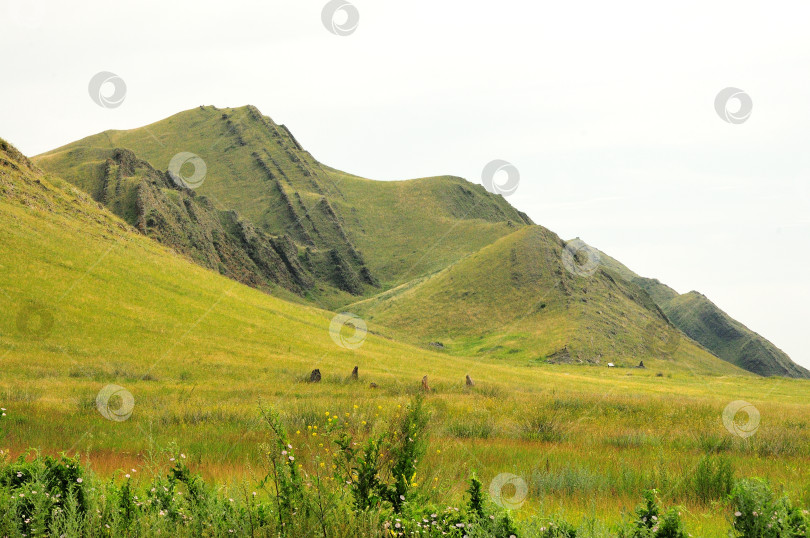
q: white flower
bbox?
[76,478,83,483]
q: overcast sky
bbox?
[2,0,809,368]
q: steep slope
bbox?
[349,226,745,375]
[599,254,809,378]
[32,105,800,378]
[51,146,312,297]
[35,105,530,306]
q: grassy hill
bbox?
[35,105,529,307]
[5,138,810,535]
[349,226,739,372]
[599,253,810,378]
[32,105,808,379]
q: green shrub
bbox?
[730,478,808,538]
[618,489,687,538]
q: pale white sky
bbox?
[2,0,809,367]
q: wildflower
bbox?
[735,511,742,517]
[125,474,130,478]
[76,478,83,483]
[181,453,186,459]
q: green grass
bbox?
[2,133,809,537]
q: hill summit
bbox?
[30,105,808,378]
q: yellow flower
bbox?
[296,430,301,435]
[319,462,325,467]
[353,405,358,409]
[361,421,367,426]
[312,432,317,437]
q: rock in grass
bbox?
[309,369,321,383]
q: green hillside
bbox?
[599,253,810,378]
[8,138,810,535]
[35,105,529,307]
[32,105,808,379]
[349,226,738,372]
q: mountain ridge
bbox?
[30,105,808,378]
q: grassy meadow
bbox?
[3,145,810,536]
